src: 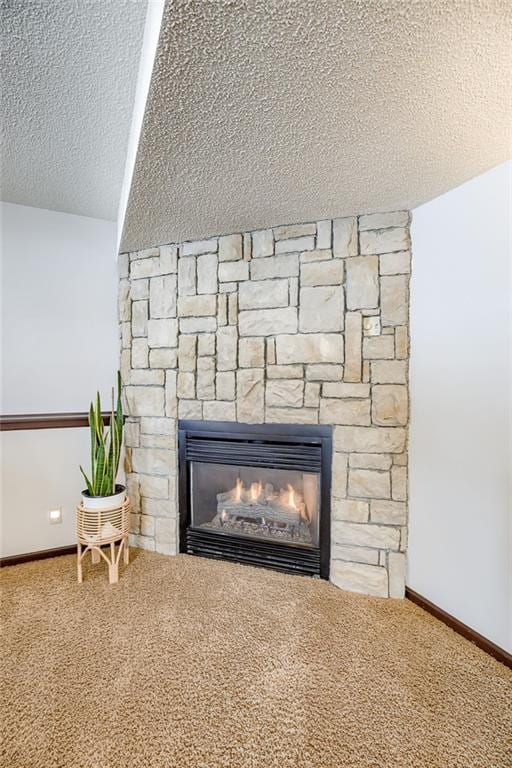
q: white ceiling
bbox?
[121,0,511,252]
[1,0,147,221]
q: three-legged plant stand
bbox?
[76,498,131,584]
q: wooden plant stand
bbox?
[76,498,131,584]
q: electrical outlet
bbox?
[48,508,63,525]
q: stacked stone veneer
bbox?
[119,211,411,598]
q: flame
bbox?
[234,477,242,502]
[287,484,297,510]
[250,481,262,501]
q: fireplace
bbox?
[178,421,332,578]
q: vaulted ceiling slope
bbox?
[1,0,147,221]
[121,0,511,252]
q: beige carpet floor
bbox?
[1,551,510,768]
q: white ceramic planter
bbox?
[81,485,126,511]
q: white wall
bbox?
[409,161,512,652]
[1,203,118,413]
[1,203,119,556]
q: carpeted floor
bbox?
[1,551,510,768]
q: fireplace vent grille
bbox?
[185,437,322,473]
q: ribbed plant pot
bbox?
[81,484,126,511]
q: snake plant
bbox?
[80,372,124,497]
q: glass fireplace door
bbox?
[190,461,320,547]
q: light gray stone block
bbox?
[363,336,395,360]
[177,371,195,399]
[332,453,348,498]
[265,407,318,424]
[197,253,218,294]
[344,312,362,382]
[181,238,217,256]
[331,498,369,522]
[372,385,408,426]
[332,520,399,551]
[129,370,164,386]
[299,286,343,333]
[275,236,314,254]
[219,260,249,282]
[380,275,409,326]
[333,426,406,454]
[216,371,235,400]
[179,317,217,334]
[346,256,379,310]
[323,382,369,398]
[251,254,299,280]
[149,348,177,368]
[177,256,196,296]
[203,400,236,421]
[149,275,177,319]
[316,220,332,249]
[237,369,264,423]
[124,387,165,418]
[306,364,343,381]
[266,379,304,408]
[131,338,149,368]
[131,300,148,337]
[331,545,379,565]
[228,292,238,325]
[196,357,216,400]
[330,560,388,597]
[301,260,343,286]
[380,251,411,275]
[359,211,409,231]
[267,365,303,379]
[276,334,343,364]
[348,469,391,499]
[238,279,289,310]
[238,337,265,368]
[178,294,217,317]
[178,400,203,419]
[360,227,410,255]
[159,245,178,274]
[178,334,197,372]
[388,551,406,598]
[131,257,159,279]
[273,223,316,240]
[130,279,149,301]
[371,361,407,384]
[391,466,407,501]
[252,229,273,258]
[219,233,243,262]
[148,318,178,348]
[217,326,238,370]
[197,333,215,357]
[370,500,407,525]
[304,382,321,407]
[332,216,357,258]
[140,417,174,435]
[239,307,298,336]
[155,517,177,556]
[349,454,392,470]
[320,398,371,426]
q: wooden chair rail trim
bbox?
[0,412,112,431]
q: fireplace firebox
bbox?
[178,421,331,578]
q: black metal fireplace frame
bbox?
[178,420,332,579]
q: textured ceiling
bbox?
[1,0,147,221]
[121,0,511,252]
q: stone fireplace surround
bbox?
[119,211,411,598]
